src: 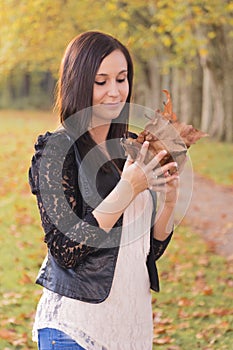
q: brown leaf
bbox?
[210,308,233,316]
[178,297,193,306]
[203,286,213,295]
[12,333,28,346]
[0,329,16,341]
[154,327,167,335]
[153,336,172,345]
[161,89,177,121]
[121,90,208,173]
[19,273,33,285]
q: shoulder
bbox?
[34,128,74,159]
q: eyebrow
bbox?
[96,69,128,76]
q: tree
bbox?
[0,0,232,140]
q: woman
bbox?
[29,31,180,350]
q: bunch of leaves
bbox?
[121,90,207,173]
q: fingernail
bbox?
[161,150,167,154]
[143,141,149,146]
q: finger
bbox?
[123,154,134,170]
[154,161,178,177]
[146,149,167,170]
[135,141,149,165]
[150,173,179,187]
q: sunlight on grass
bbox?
[188,138,233,186]
[0,110,232,349]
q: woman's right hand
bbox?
[121,141,178,198]
[93,141,179,232]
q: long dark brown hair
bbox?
[55,31,134,173]
[56,31,133,130]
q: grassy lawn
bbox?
[188,138,233,187]
[0,110,232,349]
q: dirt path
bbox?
[181,173,233,258]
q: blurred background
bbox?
[0,1,233,349]
[0,0,232,141]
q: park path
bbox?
[180,172,233,258]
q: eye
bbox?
[117,78,126,83]
[95,81,106,86]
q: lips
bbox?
[102,102,124,109]
[104,102,121,106]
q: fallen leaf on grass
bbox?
[11,333,29,347]
[178,322,190,329]
[178,309,190,319]
[0,292,22,307]
[210,308,233,316]
[203,286,213,295]
[192,308,233,319]
[0,329,16,341]
[178,297,193,306]
[0,317,18,326]
[153,336,173,345]
[205,240,218,253]
[151,297,157,305]
[19,272,33,285]
[154,327,167,335]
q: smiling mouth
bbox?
[102,102,123,108]
[104,102,121,105]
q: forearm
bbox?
[93,179,135,232]
[153,200,176,241]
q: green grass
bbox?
[152,226,233,349]
[188,138,233,186]
[0,110,232,349]
[0,110,56,349]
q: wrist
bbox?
[160,193,177,205]
[163,200,177,209]
[117,179,135,205]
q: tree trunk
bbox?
[209,72,225,139]
[222,26,233,142]
[200,60,213,133]
[191,60,203,128]
[171,68,181,118]
[179,68,192,124]
[135,57,162,111]
[224,68,233,142]
[20,72,31,97]
[147,58,161,110]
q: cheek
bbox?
[93,87,104,105]
[121,83,129,100]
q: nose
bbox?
[107,80,120,97]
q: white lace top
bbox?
[32,190,154,350]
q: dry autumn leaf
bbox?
[121,90,208,173]
[153,336,173,345]
[0,329,17,341]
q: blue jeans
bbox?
[38,328,86,350]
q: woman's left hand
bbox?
[150,155,188,207]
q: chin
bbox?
[92,104,124,122]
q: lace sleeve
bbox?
[30,132,115,269]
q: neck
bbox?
[89,124,110,144]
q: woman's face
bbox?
[92,49,129,126]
